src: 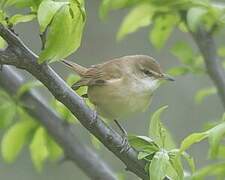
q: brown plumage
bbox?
[62,55,161,90]
[62,55,173,121]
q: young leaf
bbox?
[91,135,101,149]
[0,36,5,49]
[217,47,225,57]
[195,87,217,104]
[37,0,69,32]
[181,151,195,174]
[39,2,85,63]
[0,90,12,103]
[187,7,208,32]
[99,0,140,20]
[117,3,154,41]
[30,127,49,172]
[38,5,72,63]
[47,136,63,160]
[150,150,169,180]
[180,132,208,152]
[9,14,36,25]
[150,14,178,50]
[171,41,193,64]
[57,3,85,62]
[208,122,225,159]
[3,0,34,9]
[137,151,151,160]
[168,149,184,180]
[66,74,80,86]
[128,135,159,152]
[216,146,225,159]
[190,162,225,180]
[149,105,168,147]
[0,102,16,129]
[1,120,37,163]
[51,99,78,123]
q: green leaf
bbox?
[217,47,225,57]
[181,151,195,174]
[117,3,154,41]
[0,102,16,129]
[190,162,225,180]
[0,36,6,49]
[16,81,43,99]
[150,14,178,50]
[1,120,37,163]
[91,135,101,149]
[30,127,49,172]
[66,74,80,86]
[128,135,159,152]
[163,127,176,150]
[3,0,34,9]
[37,0,69,32]
[138,151,151,160]
[195,87,217,104]
[38,5,72,63]
[99,0,140,20]
[150,150,169,180]
[215,145,225,159]
[0,91,17,128]
[149,105,168,147]
[168,149,184,180]
[57,3,85,63]
[180,132,209,152]
[51,99,77,123]
[208,122,225,159]
[187,7,208,32]
[47,136,63,160]
[171,41,193,64]
[9,14,36,25]
[0,90,12,103]
[38,2,85,63]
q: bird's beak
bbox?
[160,74,175,81]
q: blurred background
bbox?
[0,0,224,179]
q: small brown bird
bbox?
[62,55,174,149]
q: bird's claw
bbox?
[119,134,131,153]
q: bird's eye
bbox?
[143,69,153,76]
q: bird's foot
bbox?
[113,119,131,153]
[119,133,131,153]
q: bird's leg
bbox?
[114,120,130,153]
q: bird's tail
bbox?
[61,60,87,76]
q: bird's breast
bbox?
[88,77,159,120]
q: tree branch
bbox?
[0,24,149,179]
[0,65,119,180]
[191,26,225,109]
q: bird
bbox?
[62,55,174,151]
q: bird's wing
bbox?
[72,60,123,90]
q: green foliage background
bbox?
[0,0,225,179]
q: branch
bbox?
[0,24,149,179]
[191,26,225,109]
[0,65,119,180]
